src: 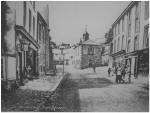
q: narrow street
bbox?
[1,1,149,112]
[39,65,149,112]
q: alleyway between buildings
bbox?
[2,66,149,112]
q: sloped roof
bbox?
[81,39,100,46]
[94,38,106,45]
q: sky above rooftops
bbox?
[37,1,130,45]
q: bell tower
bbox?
[83,25,89,41]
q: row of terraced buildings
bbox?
[1,1,54,90]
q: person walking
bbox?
[92,61,96,73]
[108,67,111,77]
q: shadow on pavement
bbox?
[75,77,113,89]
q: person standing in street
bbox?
[114,65,118,83]
[108,67,111,77]
[116,64,122,83]
[92,61,96,73]
[126,65,131,83]
[121,64,126,79]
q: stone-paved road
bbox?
[2,66,149,112]
[40,66,149,112]
[39,73,113,112]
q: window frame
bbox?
[29,9,32,33]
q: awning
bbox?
[15,25,40,49]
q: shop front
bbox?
[124,50,138,78]
[138,48,149,75]
[16,25,40,85]
[112,50,126,67]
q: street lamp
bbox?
[59,45,65,75]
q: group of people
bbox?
[108,63,131,83]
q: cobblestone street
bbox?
[1,66,149,112]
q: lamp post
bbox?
[59,45,65,75]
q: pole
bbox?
[63,53,64,75]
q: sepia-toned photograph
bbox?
[1,1,149,112]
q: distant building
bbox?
[101,44,110,66]
[73,30,102,69]
[111,1,149,77]
[53,49,63,65]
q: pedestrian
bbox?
[112,66,115,76]
[114,65,118,83]
[92,61,96,73]
[121,64,126,79]
[108,67,111,77]
[89,59,92,68]
[126,65,131,83]
[116,64,122,83]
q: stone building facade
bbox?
[73,31,102,69]
[37,12,52,76]
[1,1,40,86]
[1,1,53,89]
[111,1,149,77]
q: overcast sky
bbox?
[46,1,130,45]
